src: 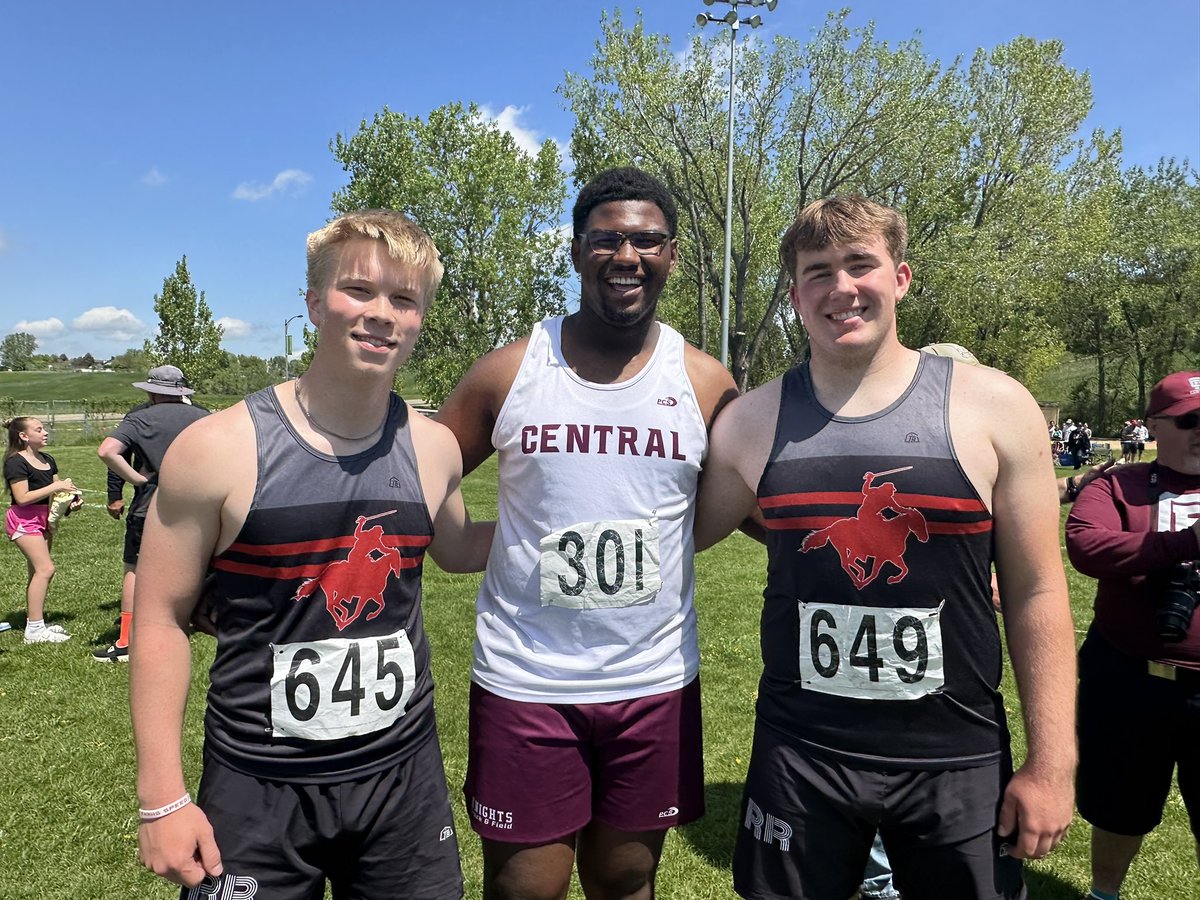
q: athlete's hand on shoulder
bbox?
[138,804,223,888]
[997,763,1073,860]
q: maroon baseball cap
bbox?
[1146,371,1200,418]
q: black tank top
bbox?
[205,388,436,782]
[756,354,1006,768]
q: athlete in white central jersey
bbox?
[437,167,737,900]
[475,314,709,702]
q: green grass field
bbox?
[0,443,1195,899]
[0,370,148,403]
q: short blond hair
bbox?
[306,209,444,306]
[779,196,908,278]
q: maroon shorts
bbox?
[464,678,704,843]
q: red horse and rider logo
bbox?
[800,468,928,589]
[294,511,403,630]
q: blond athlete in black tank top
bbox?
[131,210,493,898]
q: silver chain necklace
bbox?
[293,379,386,442]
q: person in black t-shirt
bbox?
[4,416,83,644]
[94,366,209,662]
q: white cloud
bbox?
[480,104,544,157]
[477,104,571,162]
[232,169,313,201]
[215,316,253,339]
[14,316,65,337]
[141,166,168,187]
[72,307,146,342]
[0,230,8,252]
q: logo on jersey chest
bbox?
[293,511,404,630]
[800,467,928,590]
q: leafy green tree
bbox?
[562,12,1109,391]
[330,101,569,403]
[144,256,224,390]
[207,351,276,396]
[1,332,37,370]
[109,347,150,372]
[1112,160,1200,410]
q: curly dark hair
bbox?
[572,167,678,237]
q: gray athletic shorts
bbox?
[186,734,463,900]
[732,722,1025,900]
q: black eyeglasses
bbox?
[583,230,671,256]
[1152,411,1200,430]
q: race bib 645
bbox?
[269,629,416,740]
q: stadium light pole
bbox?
[695,0,777,369]
[284,314,303,380]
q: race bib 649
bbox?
[798,601,944,700]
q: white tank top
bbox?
[473,316,708,702]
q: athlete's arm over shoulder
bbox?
[411,411,494,574]
[954,366,1076,860]
[435,337,528,476]
[695,377,781,552]
[131,406,253,888]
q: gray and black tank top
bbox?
[205,387,436,782]
[756,353,1005,768]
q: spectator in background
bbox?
[1135,419,1150,462]
[1070,421,1092,470]
[105,400,149,522]
[1121,420,1137,464]
[1065,370,1200,900]
[4,417,83,643]
[94,366,209,662]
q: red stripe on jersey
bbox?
[764,516,992,534]
[223,534,432,557]
[760,491,987,513]
[212,554,426,579]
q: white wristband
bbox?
[139,793,192,821]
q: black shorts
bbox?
[732,722,1024,900]
[1076,628,1200,838]
[186,734,463,900]
[123,514,145,566]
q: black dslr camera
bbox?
[1156,561,1200,643]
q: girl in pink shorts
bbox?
[4,417,81,644]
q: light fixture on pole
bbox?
[284,314,304,380]
[695,0,778,369]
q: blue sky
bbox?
[2,1,1197,362]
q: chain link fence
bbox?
[1,399,133,444]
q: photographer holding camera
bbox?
[1065,370,1200,900]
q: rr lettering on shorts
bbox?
[744,797,793,851]
[471,798,514,830]
[184,873,259,900]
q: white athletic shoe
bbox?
[24,624,72,644]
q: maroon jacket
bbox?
[1065,462,1200,669]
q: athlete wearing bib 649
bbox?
[436,167,737,900]
[131,210,492,900]
[696,195,1076,900]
